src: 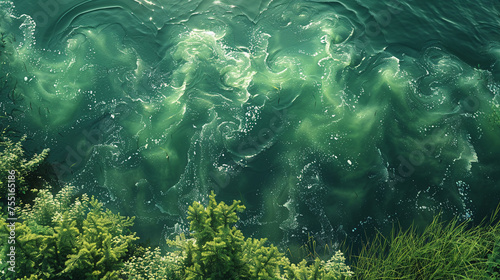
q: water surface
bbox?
[1,0,500,250]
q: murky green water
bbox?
[1,0,500,250]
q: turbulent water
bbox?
[1,0,500,250]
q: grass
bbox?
[350,206,500,280]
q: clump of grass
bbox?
[352,207,500,279]
[488,237,500,278]
[286,234,338,264]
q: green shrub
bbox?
[0,185,138,280]
[121,246,185,280]
[123,191,353,280]
[284,250,354,280]
[0,134,49,200]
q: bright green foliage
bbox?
[177,191,285,279]
[0,186,138,280]
[323,251,354,279]
[241,238,287,279]
[20,186,88,227]
[488,236,500,279]
[284,251,354,280]
[287,259,324,280]
[0,134,49,200]
[121,246,185,280]
[353,213,500,279]
[123,191,353,280]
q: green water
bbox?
[1,0,500,250]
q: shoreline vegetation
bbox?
[2,4,500,279]
[1,137,500,279]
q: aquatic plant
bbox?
[352,209,500,279]
[0,133,49,201]
[0,185,137,280]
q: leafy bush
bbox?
[0,185,137,280]
[0,134,49,200]
[121,246,185,280]
[123,191,353,280]
[284,250,354,280]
